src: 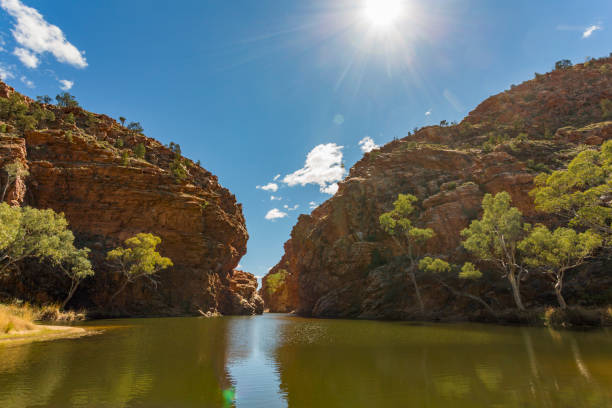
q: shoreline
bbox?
[0,324,96,347]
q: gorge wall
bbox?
[0,81,262,316]
[262,56,612,319]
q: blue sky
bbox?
[0,0,611,280]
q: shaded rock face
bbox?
[0,81,256,316]
[264,57,612,318]
[221,270,264,315]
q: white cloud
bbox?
[283,143,345,194]
[265,208,288,220]
[425,110,431,116]
[0,63,15,80]
[583,25,601,38]
[19,75,33,88]
[1,0,87,68]
[283,204,299,211]
[270,195,282,201]
[309,201,318,209]
[257,182,278,192]
[13,47,38,68]
[58,79,73,90]
[273,174,281,181]
[358,136,379,153]
[333,114,344,125]
[321,183,339,195]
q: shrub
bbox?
[554,59,572,70]
[115,138,124,148]
[36,95,52,104]
[127,122,143,133]
[0,124,6,133]
[133,143,146,159]
[121,150,130,166]
[65,131,73,143]
[64,113,75,124]
[55,92,79,108]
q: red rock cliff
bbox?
[263,57,612,318]
[0,81,262,315]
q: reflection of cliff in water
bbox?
[271,320,612,408]
[0,318,234,408]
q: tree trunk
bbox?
[554,273,568,309]
[508,271,525,311]
[110,278,130,304]
[435,277,497,316]
[408,268,424,313]
[0,181,8,202]
[61,279,80,310]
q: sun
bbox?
[363,0,403,29]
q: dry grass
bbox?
[0,304,36,334]
[0,301,86,331]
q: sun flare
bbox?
[363,0,403,29]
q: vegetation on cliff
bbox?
[263,56,612,325]
[0,80,259,317]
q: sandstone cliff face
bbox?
[0,81,261,316]
[264,57,612,318]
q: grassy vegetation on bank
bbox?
[1,301,86,334]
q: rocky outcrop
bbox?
[221,270,264,315]
[0,80,259,316]
[264,56,612,318]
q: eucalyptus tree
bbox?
[461,192,529,310]
[107,233,173,302]
[379,193,435,313]
[518,226,602,309]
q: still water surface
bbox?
[1,314,612,407]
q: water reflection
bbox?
[0,316,611,407]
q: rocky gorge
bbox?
[262,56,612,320]
[0,81,263,316]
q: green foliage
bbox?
[0,204,93,307]
[106,233,173,300]
[121,150,130,166]
[119,116,126,126]
[459,262,482,279]
[170,157,187,180]
[36,95,52,104]
[600,99,612,119]
[516,132,529,142]
[169,142,181,155]
[554,59,572,70]
[418,257,451,274]
[133,143,146,159]
[127,121,143,133]
[64,112,75,124]
[526,159,550,174]
[65,131,73,143]
[1,161,28,201]
[115,138,124,148]
[531,140,611,238]
[380,193,434,313]
[55,92,79,108]
[0,94,41,131]
[266,269,288,295]
[461,192,528,310]
[0,124,6,133]
[518,225,602,308]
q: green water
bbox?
[1,314,612,408]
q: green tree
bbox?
[1,161,28,202]
[121,150,130,166]
[554,59,572,70]
[106,233,173,301]
[119,116,126,126]
[380,193,435,312]
[419,257,495,314]
[518,225,602,309]
[53,247,94,308]
[133,143,146,159]
[126,122,143,133]
[55,92,79,108]
[601,99,612,119]
[36,95,52,104]
[461,192,529,310]
[531,141,611,240]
